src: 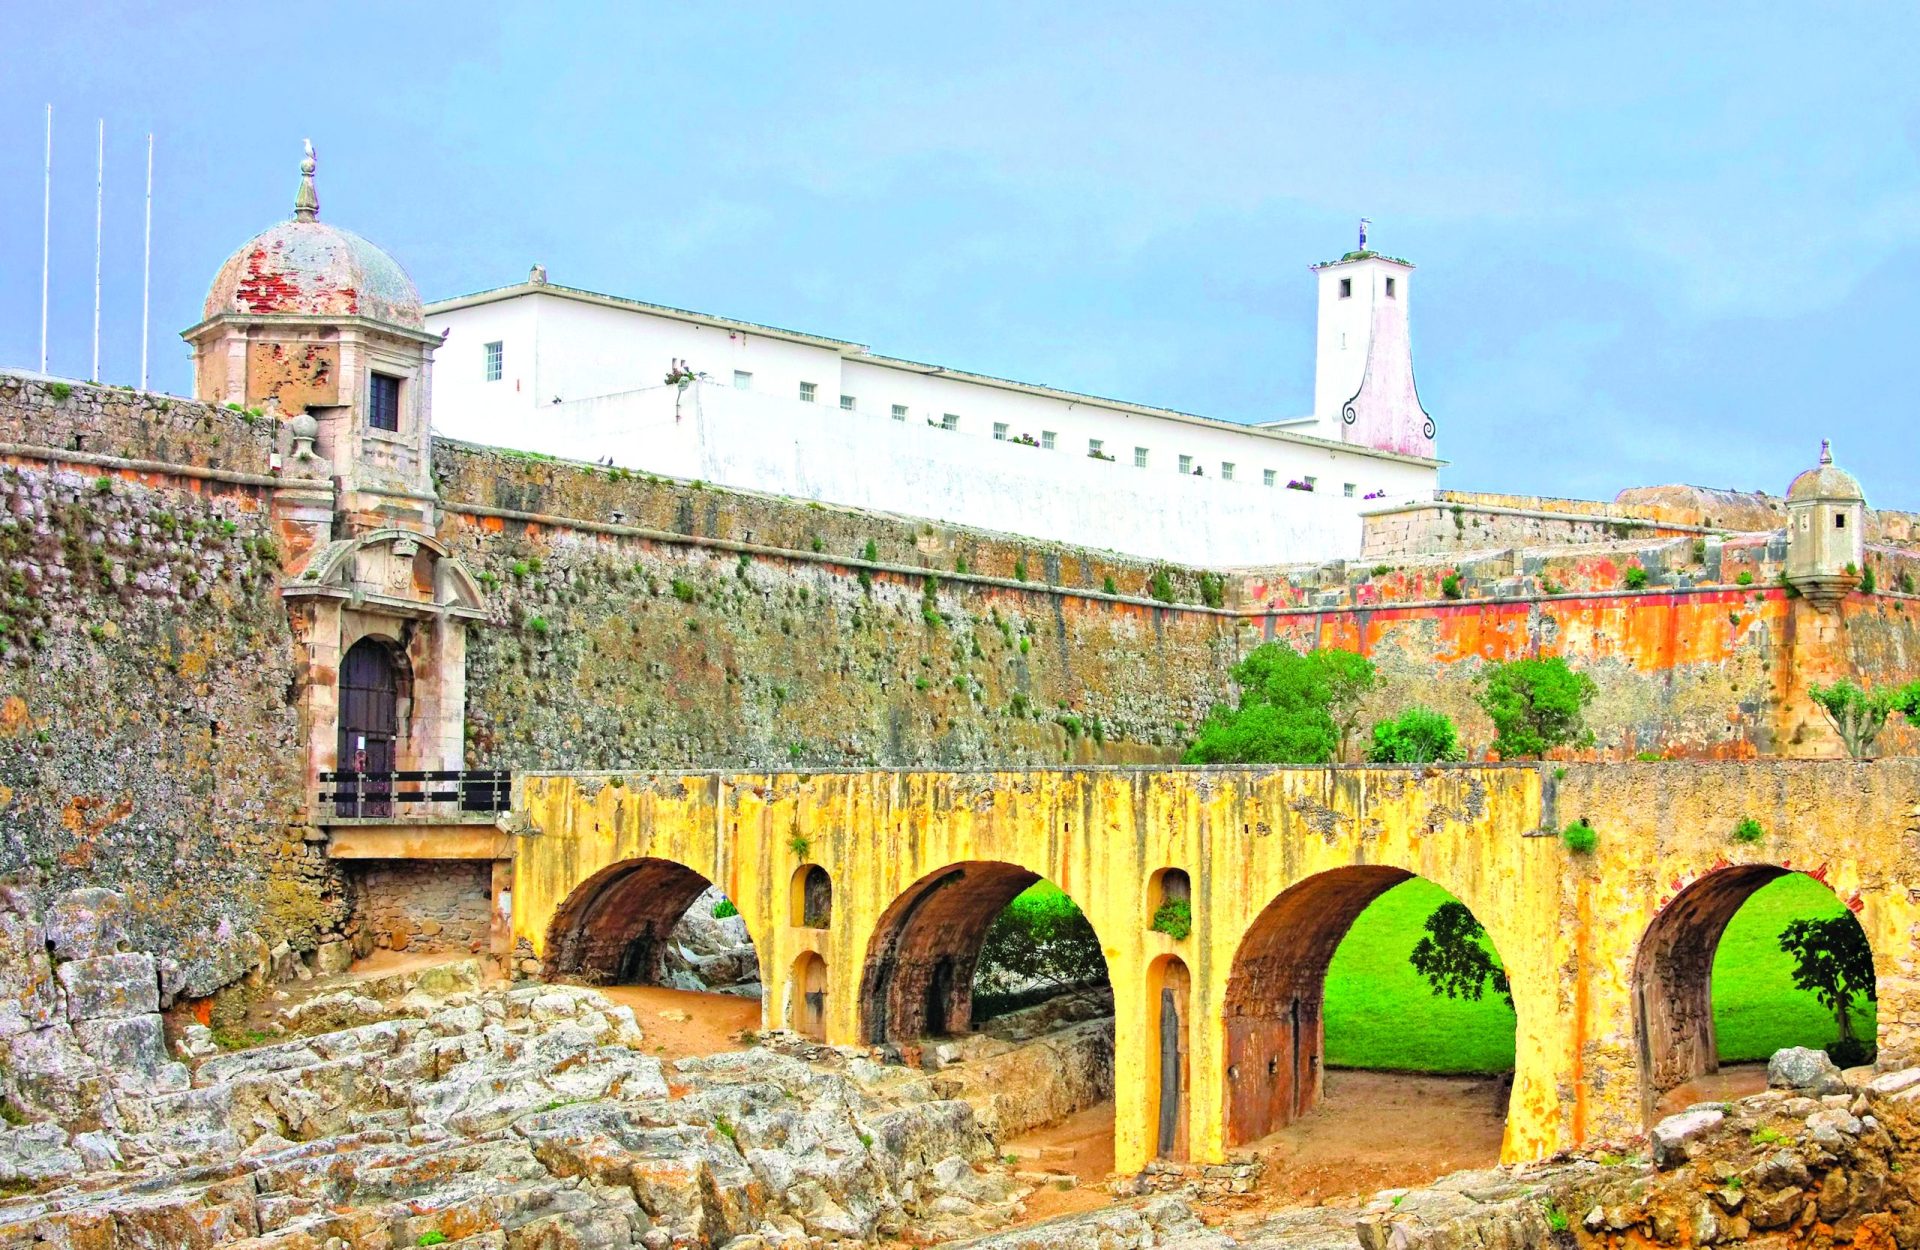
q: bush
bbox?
[1183,643,1376,764]
[1733,816,1764,844]
[1861,563,1877,594]
[974,884,1109,1006]
[1366,708,1465,763]
[1440,571,1463,599]
[1560,820,1597,854]
[1013,556,1028,582]
[1623,565,1649,590]
[1736,570,1755,586]
[1102,575,1118,595]
[1198,572,1226,608]
[1150,898,1192,940]
[711,898,739,919]
[1149,569,1176,603]
[670,578,697,602]
[1808,679,1920,759]
[862,538,878,561]
[1475,658,1597,759]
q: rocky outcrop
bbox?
[660,886,762,995]
[0,975,1033,1247]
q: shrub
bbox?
[809,536,824,553]
[1475,658,1597,759]
[1623,565,1649,590]
[955,556,969,575]
[1862,563,1877,593]
[1198,572,1226,608]
[527,616,550,636]
[974,884,1108,1004]
[671,578,697,602]
[1560,819,1597,854]
[1150,898,1192,940]
[1736,570,1755,586]
[418,1235,448,1248]
[510,560,531,578]
[1440,571,1463,599]
[711,898,739,919]
[1692,539,1708,563]
[93,475,112,494]
[1149,569,1176,603]
[1808,679,1920,759]
[1635,751,1662,762]
[1733,817,1764,844]
[862,538,878,561]
[787,832,811,858]
[1013,556,1029,582]
[1102,575,1118,595]
[1366,707,1465,763]
[1183,643,1376,764]
[1371,564,1392,578]
[1903,571,1917,595]
[49,382,73,400]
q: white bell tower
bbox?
[1307,220,1435,459]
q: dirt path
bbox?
[1003,1100,1117,1222]
[1654,1062,1768,1119]
[593,985,762,1062]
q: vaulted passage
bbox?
[860,862,1044,1043]
[543,857,759,987]
[1634,866,1877,1123]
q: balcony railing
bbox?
[318,769,512,821]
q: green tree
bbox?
[1807,680,1920,760]
[1409,901,1511,1008]
[1778,913,1877,1064]
[1475,658,1597,759]
[1367,707,1465,764]
[1183,643,1377,764]
[974,885,1108,1004]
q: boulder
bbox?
[72,1014,190,1093]
[57,953,159,1021]
[43,887,132,962]
[1651,1107,1724,1169]
[1769,1046,1847,1095]
[0,889,57,1037]
[0,1122,82,1183]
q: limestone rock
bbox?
[1769,1045,1846,1094]
[1651,1107,1723,1169]
[56,952,159,1021]
[43,887,132,961]
[0,1122,81,1183]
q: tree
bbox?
[1367,707,1466,763]
[1778,913,1877,1066]
[1807,680,1920,760]
[1475,658,1597,759]
[1409,901,1511,1008]
[1182,643,1376,764]
[974,885,1108,1003]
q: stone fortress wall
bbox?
[4,366,1920,1027]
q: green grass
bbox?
[1322,874,1874,1073]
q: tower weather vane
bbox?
[1359,217,1370,251]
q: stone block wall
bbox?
[347,861,492,956]
[0,371,277,476]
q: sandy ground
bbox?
[1004,1101,1119,1221]
[1654,1062,1769,1119]
[594,984,764,1062]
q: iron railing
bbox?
[318,769,512,820]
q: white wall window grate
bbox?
[1344,483,1356,497]
[733,370,752,390]
[1263,469,1277,487]
[1221,462,1235,481]
[840,395,856,411]
[1178,454,1193,474]
[1134,447,1149,468]
[941,413,959,430]
[1041,431,1056,450]
[483,341,503,382]
[993,423,1009,441]
[799,382,817,402]
[891,404,908,421]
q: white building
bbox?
[424,232,1441,566]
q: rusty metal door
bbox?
[1158,988,1182,1157]
[337,640,398,817]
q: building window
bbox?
[892,404,908,421]
[1221,462,1235,481]
[1344,482,1356,497]
[1263,469,1277,487]
[1134,447,1149,468]
[993,422,1009,441]
[1386,277,1397,298]
[733,370,752,390]
[483,341,503,382]
[941,413,959,431]
[1089,438,1105,457]
[1041,430,1056,450]
[1178,454,1193,474]
[1836,514,1847,529]
[1304,475,1317,489]
[799,381,817,402]
[840,394,856,411]
[369,373,401,432]
[1339,277,1352,298]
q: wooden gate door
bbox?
[337,640,399,817]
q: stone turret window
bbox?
[370,373,402,432]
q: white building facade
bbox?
[424,241,1441,566]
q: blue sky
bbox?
[4,4,1918,504]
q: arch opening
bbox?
[1634,866,1877,1123]
[790,951,829,1041]
[791,864,833,929]
[544,857,761,993]
[335,636,412,817]
[1224,868,1517,1159]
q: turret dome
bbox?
[202,142,421,329]
[1786,440,1864,503]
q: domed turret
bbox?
[1784,440,1866,608]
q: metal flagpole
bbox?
[92,118,103,383]
[40,105,51,374]
[141,133,153,392]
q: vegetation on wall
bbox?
[1475,657,1597,759]
[1807,679,1920,760]
[1182,643,1376,765]
[1365,707,1464,763]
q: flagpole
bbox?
[40,105,52,375]
[92,118,103,384]
[141,133,153,392]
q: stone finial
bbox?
[1820,438,1833,466]
[294,139,319,222]
[529,264,548,287]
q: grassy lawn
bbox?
[1322,874,1873,1073]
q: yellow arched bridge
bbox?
[496,761,1920,1175]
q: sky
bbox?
[3,3,1919,505]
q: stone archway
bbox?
[543,856,761,988]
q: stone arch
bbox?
[858,860,1114,1044]
[790,864,832,929]
[543,856,761,987]
[1632,864,1875,1124]
[1222,865,1516,1146]
[1148,953,1192,1161]
[790,951,829,1040]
